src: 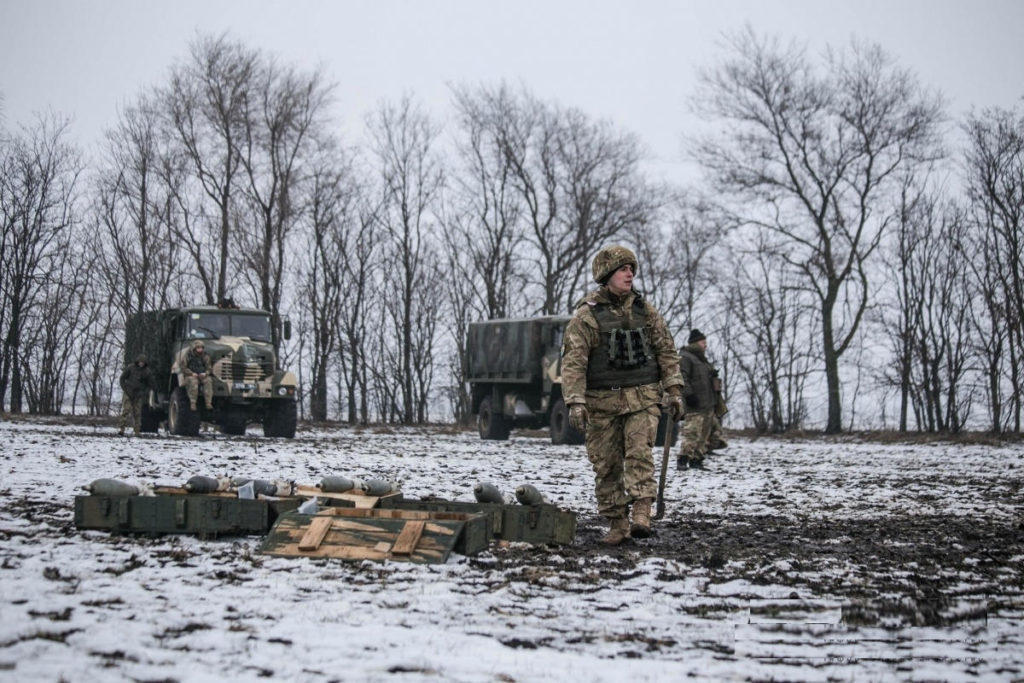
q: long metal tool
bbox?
[654,413,676,520]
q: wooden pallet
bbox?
[259,508,488,563]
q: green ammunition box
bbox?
[74,494,300,538]
[379,498,576,545]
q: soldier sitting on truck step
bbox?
[180,340,214,411]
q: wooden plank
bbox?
[298,516,333,551]
[391,520,425,555]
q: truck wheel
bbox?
[168,387,200,436]
[263,399,297,438]
[219,410,248,436]
[478,396,511,440]
[139,404,161,433]
[654,413,678,447]
[549,399,584,445]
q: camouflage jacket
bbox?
[119,363,154,400]
[561,287,683,415]
[180,349,212,377]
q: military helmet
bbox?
[135,354,147,364]
[592,245,638,284]
[191,340,206,351]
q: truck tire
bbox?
[263,399,297,438]
[654,413,678,447]
[478,396,511,440]
[139,404,161,433]
[549,399,584,445]
[168,387,200,436]
[219,410,248,436]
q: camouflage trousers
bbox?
[584,404,660,519]
[678,409,715,463]
[708,414,727,450]
[119,395,145,434]
[185,375,214,408]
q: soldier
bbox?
[562,246,685,545]
[118,354,154,435]
[179,340,214,411]
[676,329,723,469]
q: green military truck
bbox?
[466,316,677,446]
[125,305,298,438]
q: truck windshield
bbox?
[186,313,273,342]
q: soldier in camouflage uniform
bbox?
[118,354,154,435]
[179,340,214,411]
[562,246,685,545]
[676,329,724,469]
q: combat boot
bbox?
[601,517,631,546]
[630,498,653,538]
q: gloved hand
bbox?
[666,395,684,422]
[568,403,589,432]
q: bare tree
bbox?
[161,33,258,304]
[234,58,333,349]
[693,28,944,432]
[301,140,361,421]
[0,114,82,412]
[368,96,444,424]
[93,94,184,323]
[963,104,1024,433]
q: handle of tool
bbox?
[654,413,675,520]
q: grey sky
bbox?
[2,0,1022,184]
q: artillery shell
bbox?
[85,478,139,496]
[360,479,399,496]
[473,483,504,504]
[515,484,544,506]
[184,475,221,494]
[252,480,279,497]
[317,476,355,493]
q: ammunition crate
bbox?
[379,498,576,546]
[74,494,300,538]
[261,507,491,563]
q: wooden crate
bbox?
[260,507,490,564]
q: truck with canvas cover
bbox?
[125,304,298,437]
[466,316,676,446]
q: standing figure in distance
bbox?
[561,246,685,546]
[118,354,154,436]
[676,329,722,469]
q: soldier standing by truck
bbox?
[179,340,214,411]
[118,354,154,436]
[561,246,685,546]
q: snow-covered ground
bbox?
[0,418,1021,681]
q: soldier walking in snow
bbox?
[561,246,685,545]
[118,354,154,435]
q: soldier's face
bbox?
[607,264,634,295]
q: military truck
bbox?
[466,316,677,446]
[125,305,298,438]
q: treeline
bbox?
[0,31,1021,433]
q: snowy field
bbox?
[0,417,1022,682]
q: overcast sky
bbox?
[2,0,1023,184]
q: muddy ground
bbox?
[0,418,1022,680]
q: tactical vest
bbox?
[585,297,662,390]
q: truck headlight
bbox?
[277,386,287,396]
